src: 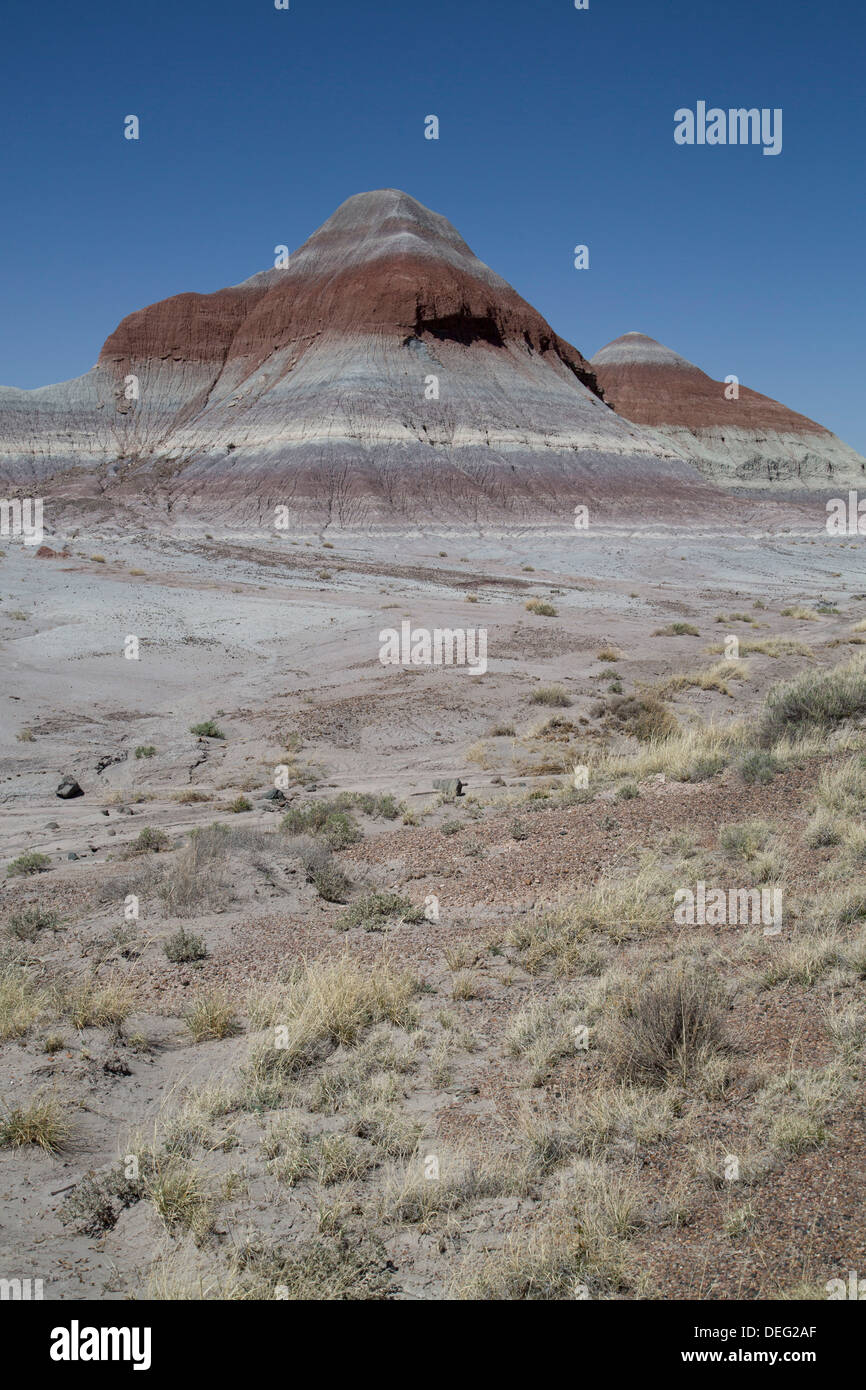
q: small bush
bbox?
[135,745,157,759]
[6,852,51,877]
[164,928,208,964]
[129,826,171,854]
[281,802,361,849]
[606,967,726,1085]
[191,720,225,739]
[305,855,351,903]
[653,622,699,636]
[530,685,572,708]
[336,893,425,932]
[804,808,844,848]
[597,694,677,743]
[5,906,58,940]
[228,795,252,813]
[525,599,557,617]
[719,820,774,861]
[739,750,780,785]
[760,658,866,742]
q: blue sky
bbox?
[1,0,863,450]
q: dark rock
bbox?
[433,778,464,796]
[56,777,84,799]
[95,752,127,774]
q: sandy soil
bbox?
[1,517,864,1300]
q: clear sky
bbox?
[1,0,863,450]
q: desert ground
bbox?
[1,516,865,1300]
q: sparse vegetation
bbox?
[6,851,51,877]
[191,719,225,739]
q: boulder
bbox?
[56,776,84,799]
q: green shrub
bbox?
[653,622,699,636]
[760,659,866,742]
[5,906,58,940]
[739,750,780,785]
[190,720,225,739]
[336,892,425,932]
[281,801,361,849]
[129,827,171,854]
[6,852,51,878]
[164,928,208,963]
[134,745,157,759]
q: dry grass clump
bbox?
[759,934,840,988]
[509,865,674,970]
[595,693,678,744]
[0,1094,71,1153]
[653,622,699,637]
[760,655,866,742]
[245,953,420,1082]
[751,1063,852,1157]
[452,1166,641,1299]
[655,661,747,698]
[382,1146,504,1229]
[803,806,845,848]
[570,1084,680,1154]
[781,605,820,621]
[0,966,50,1041]
[263,1117,375,1187]
[706,636,811,658]
[596,721,742,783]
[718,819,775,861]
[603,965,728,1086]
[54,975,133,1031]
[505,995,581,1085]
[525,599,557,617]
[146,1156,216,1239]
[813,756,866,813]
[210,1233,395,1300]
[185,989,242,1042]
[530,685,572,708]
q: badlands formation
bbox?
[591,332,865,494]
[0,191,739,527]
[2,192,866,1306]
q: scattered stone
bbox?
[433,778,465,796]
[67,852,79,860]
[56,776,84,799]
[96,752,127,774]
[44,821,60,829]
[102,1054,131,1076]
